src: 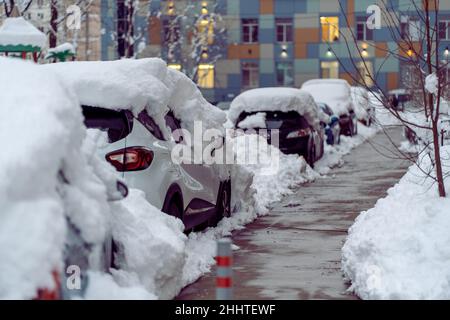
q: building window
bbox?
[356,18,373,41]
[197,64,214,88]
[276,18,293,43]
[163,18,180,43]
[439,19,450,40]
[168,64,181,71]
[198,18,214,45]
[242,19,258,43]
[276,62,294,86]
[242,62,259,89]
[401,16,421,41]
[166,1,175,15]
[321,61,339,79]
[320,16,339,42]
[357,61,374,87]
[201,1,208,15]
[37,0,43,8]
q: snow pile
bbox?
[42,59,170,120]
[351,86,369,121]
[43,59,227,135]
[0,57,111,299]
[0,17,46,48]
[107,190,187,300]
[164,67,227,134]
[45,43,76,59]
[229,88,321,131]
[302,79,353,116]
[48,42,75,54]
[425,73,438,95]
[342,146,450,299]
[237,112,266,129]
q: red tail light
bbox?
[35,270,61,300]
[106,147,154,172]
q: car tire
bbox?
[347,121,353,137]
[306,141,315,168]
[210,181,231,227]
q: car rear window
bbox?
[82,106,133,143]
[238,111,309,130]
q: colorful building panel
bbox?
[95,0,450,103]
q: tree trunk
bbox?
[117,0,134,58]
[432,120,446,197]
[49,0,58,48]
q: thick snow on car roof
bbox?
[229,87,321,131]
[43,58,226,134]
[302,79,352,116]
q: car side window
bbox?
[165,111,184,143]
[137,110,165,140]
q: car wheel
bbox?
[167,200,182,219]
[210,181,231,227]
[306,142,315,168]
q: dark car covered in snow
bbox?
[229,87,325,166]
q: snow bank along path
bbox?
[342,141,450,299]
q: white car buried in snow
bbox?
[45,59,231,232]
[351,86,375,126]
[302,79,358,136]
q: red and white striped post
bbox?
[216,238,232,300]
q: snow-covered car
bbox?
[317,102,341,145]
[351,86,375,126]
[302,79,358,136]
[388,89,411,111]
[229,87,324,166]
[45,59,231,232]
[0,57,128,299]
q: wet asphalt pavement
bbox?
[177,126,410,300]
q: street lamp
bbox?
[361,48,368,58]
[326,48,333,57]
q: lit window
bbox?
[242,19,259,43]
[321,61,339,79]
[197,18,214,45]
[242,62,259,89]
[168,64,181,71]
[201,1,208,15]
[357,61,374,87]
[167,1,175,15]
[320,17,339,42]
[276,18,293,43]
[276,62,294,86]
[197,64,214,88]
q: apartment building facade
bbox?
[126,0,449,103]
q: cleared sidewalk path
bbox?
[177,127,409,300]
